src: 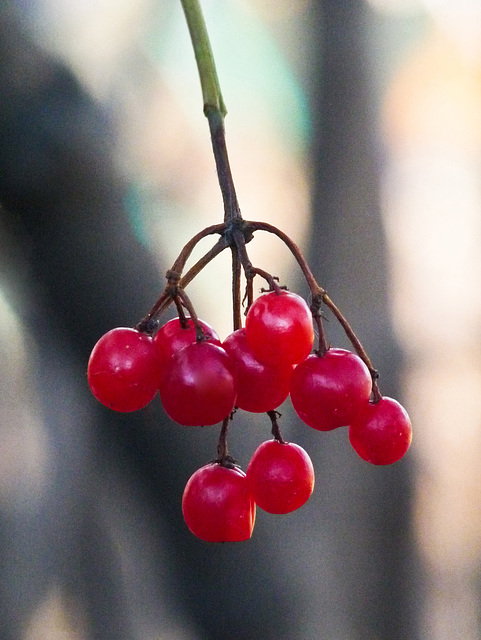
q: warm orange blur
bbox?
[380,3,481,638]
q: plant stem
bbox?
[268,411,286,444]
[180,0,240,220]
[181,0,243,329]
[170,222,226,275]
[135,225,227,333]
[232,248,242,330]
[180,0,226,117]
[244,220,380,393]
[206,109,241,223]
[216,416,238,468]
[245,221,323,296]
[175,288,205,340]
[217,416,230,461]
[173,1,381,402]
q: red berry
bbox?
[159,342,237,426]
[245,291,314,366]
[290,349,372,431]
[246,440,315,514]
[349,397,412,465]
[182,463,256,542]
[222,329,293,413]
[87,327,162,412]
[154,317,220,368]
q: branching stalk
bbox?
[137,1,383,443]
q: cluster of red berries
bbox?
[90,0,415,543]
[87,288,412,542]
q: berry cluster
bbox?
[88,267,412,542]
[85,12,412,541]
[86,0,414,543]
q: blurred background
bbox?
[0,0,480,638]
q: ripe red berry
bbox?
[182,463,256,542]
[245,291,314,366]
[154,317,220,368]
[87,327,162,412]
[222,329,293,413]
[246,440,315,514]
[349,397,412,465]
[290,348,372,431]
[159,342,237,426]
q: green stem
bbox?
[179,4,240,220]
[181,0,242,330]
[180,0,226,117]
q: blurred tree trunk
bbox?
[308,1,419,638]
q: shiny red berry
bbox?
[245,291,314,366]
[349,397,412,465]
[182,463,256,542]
[154,317,220,368]
[222,329,293,413]
[246,440,315,514]
[290,348,372,431]
[159,342,237,426]
[87,327,162,412]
